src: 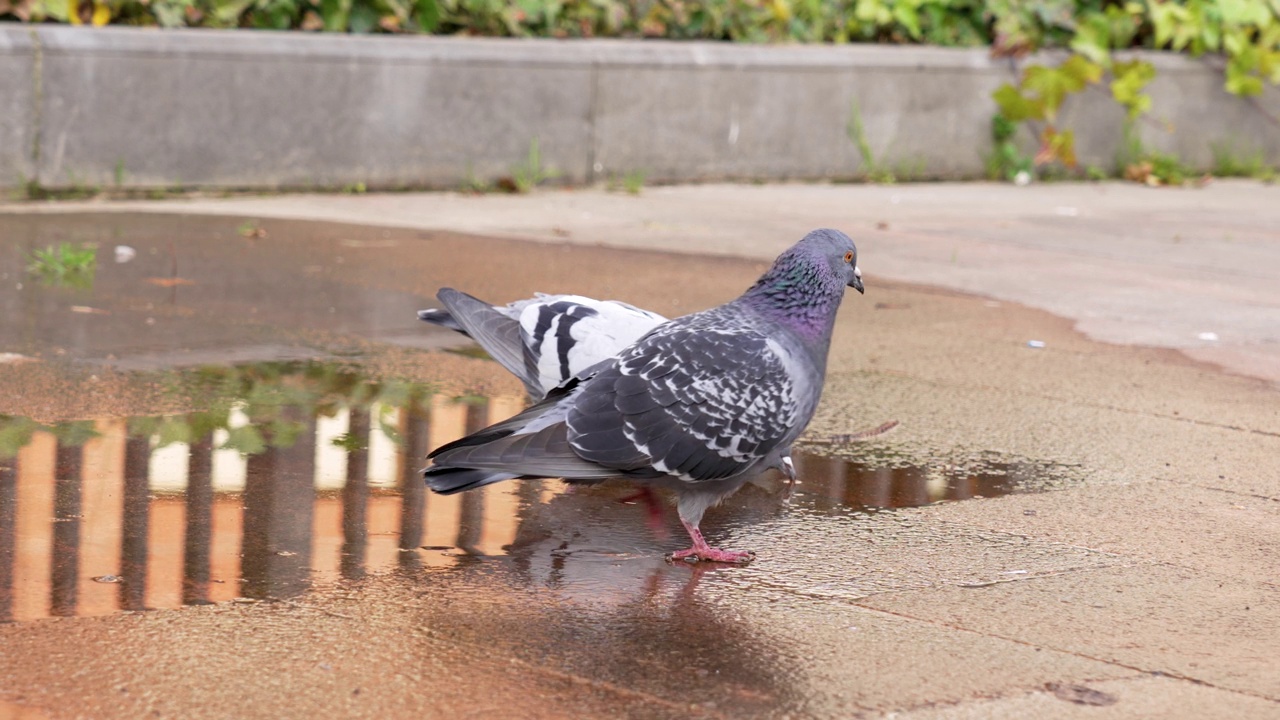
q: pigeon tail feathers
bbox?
[416,308,465,333]
[435,288,541,398]
[424,467,518,495]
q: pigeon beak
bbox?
[850,266,864,294]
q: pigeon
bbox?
[425,228,864,563]
[419,293,666,400]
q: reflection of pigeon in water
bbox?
[419,292,666,400]
[425,229,864,563]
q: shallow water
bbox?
[0,212,1085,626]
[0,356,1083,623]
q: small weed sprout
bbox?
[510,138,559,193]
[27,243,98,289]
[846,100,895,184]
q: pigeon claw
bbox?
[668,547,755,565]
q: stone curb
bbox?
[1,26,1277,190]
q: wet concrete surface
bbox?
[0,211,1278,718]
[17,181,1277,383]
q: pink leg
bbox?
[669,519,754,564]
[619,487,668,538]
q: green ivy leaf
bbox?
[1035,127,1077,168]
[1150,2,1193,51]
[1059,54,1104,85]
[1069,13,1111,66]
[1103,4,1139,48]
[349,0,378,32]
[992,83,1044,122]
[320,0,351,30]
[414,0,438,31]
[1111,59,1156,118]
[1022,56,1100,120]
[1226,66,1265,96]
[892,2,921,39]
[854,0,891,26]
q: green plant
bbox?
[1111,121,1199,186]
[341,181,367,194]
[1210,141,1274,178]
[26,243,98,289]
[237,220,268,238]
[985,112,1034,182]
[509,138,559,193]
[459,165,492,194]
[846,99,895,183]
[622,169,646,195]
[992,54,1112,171]
[990,0,1278,183]
[607,169,647,194]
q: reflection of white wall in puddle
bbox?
[368,404,399,489]
[148,438,189,493]
[315,404,406,489]
[212,405,249,492]
[314,409,349,490]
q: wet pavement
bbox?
[0,352,1084,624]
[0,206,1278,718]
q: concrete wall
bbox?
[0,26,1277,190]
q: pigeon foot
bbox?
[670,547,755,564]
[670,519,753,564]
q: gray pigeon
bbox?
[425,228,864,563]
[419,293,666,400]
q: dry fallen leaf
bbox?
[146,277,197,287]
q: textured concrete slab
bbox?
[886,676,1280,720]
[0,29,36,188]
[3,26,1279,189]
[33,28,594,189]
[594,65,861,180]
[859,564,1280,700]
[0,202,1277,718]
[921,481,1280,583]
[0,566,1134,719]
[11,181,1275,384]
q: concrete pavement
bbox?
[9,180,1278,383]
[0,183,1277,718]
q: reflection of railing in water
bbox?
[793,451,1032,510]
[0,360,1052,625]
[0,393,527,623]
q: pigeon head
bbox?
[804,227,864,295]
[742,228,864,340]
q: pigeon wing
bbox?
[518,296,666,394]
[435,288,542,398]
[567,319,801,482]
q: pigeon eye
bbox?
[843,251,853,263]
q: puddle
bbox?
[0,212,469,365]
[791,447,1079,511]
[0,357,1085,624]
[0,212,1087,625]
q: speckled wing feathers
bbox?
[567,309,799,483]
